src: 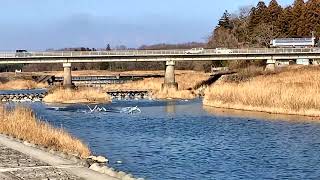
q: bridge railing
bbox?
[0,48,320,58]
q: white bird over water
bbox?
[128,106,141,114]
[121,106,142,114]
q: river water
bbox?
[23,100,320,180]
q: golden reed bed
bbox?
[0,80,47,90]
[43,88,111,104]
[204,66,320,117]
[0,106,90,157]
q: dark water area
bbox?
[0,89,47,94]
[22,100,320,180]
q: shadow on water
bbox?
[204,106,320,123]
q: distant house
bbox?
[270,37,316,48]
[296,59,310,65]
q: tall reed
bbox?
[44,88,111,104]
[0,106,90,157]
[204,67,320,117]
[0,80,47,90]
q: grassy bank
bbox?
[204,66,320,117]
[0,106,90,157]
[104,71,210,99]
[152,89,197,100]
[0,80,47,90]
[43,88,111,104]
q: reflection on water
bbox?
[204,106,320,123]
[165,101,176,114]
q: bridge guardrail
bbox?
[0,48,320,58]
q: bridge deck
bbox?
[0,48,319,64]
[1,48,320,57]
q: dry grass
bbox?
[104,78,163,91]
[0,106,90,157]
[44,88,111,104]
[204,66,320,117]
[0,80,47,90]
[152,89,197,100]
[103,71,210,99]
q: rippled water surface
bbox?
[28,100,320,180]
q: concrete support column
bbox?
[63,63,73,89]
[162,60,178,90]
[265,59,276,71]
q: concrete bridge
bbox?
[0,48,319,89]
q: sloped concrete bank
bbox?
[0,134,143,180]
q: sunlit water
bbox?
[16,100,320,179]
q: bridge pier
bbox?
[162,60,178,91]
[265,59,276,71]
[63,63,74,89]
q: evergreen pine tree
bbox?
[248,1,268,31]
[303,0,320,37]
[276,6,293,37]
[289,0,306,36]
[106,44,111,51]
[268,0,283,23]
[218,10,233,29]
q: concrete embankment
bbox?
[0,134,118,180]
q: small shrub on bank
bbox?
[224,65,273,83]
[0,106,90,157]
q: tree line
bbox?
[208,0,320,48]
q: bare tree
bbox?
[252,23,275,47]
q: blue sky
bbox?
[0,0,293,50]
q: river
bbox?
[21,100,320,179]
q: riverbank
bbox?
[0,79,47,90]
[43,88,112,104]
[204,66,320,117]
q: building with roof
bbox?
[270,37,316,48]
